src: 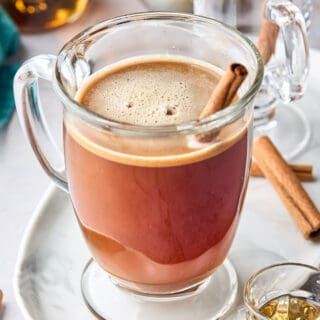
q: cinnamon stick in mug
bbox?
[0,289,3,308]
[256,1,280,64]
[250,161,314,181]
[197,63,248,142]
[253,136,320,239]
[199,63,248,118]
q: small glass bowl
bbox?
[244,262,320,319]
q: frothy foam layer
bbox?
[77,57,220,126]
[66,55,248,167]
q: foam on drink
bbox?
[67,56,247,167]
[76,56,221,126]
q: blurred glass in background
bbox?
[193,0,313,34]
[194,0,236,26]
[2,0,88,32]
[141,0,193,13]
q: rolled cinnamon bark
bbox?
[256,1,280,65]
[199,63,248,118]
[250,161,314,181]
[197,63,248,143]
[253,136,320,240]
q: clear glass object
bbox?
[194,0,237,26]
[2,0,88,32]
[141,0,194,13]
[14,12,263,319]
[244,263,320,319]
[194,0,311,159]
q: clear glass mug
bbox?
[194,0,310,158]
[14,13,263,319]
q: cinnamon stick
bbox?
[256,1,280,65]
[0,289,3,308]
[250,161,314,181]
[253,136,320,240]
[199,63,248,118]
[197,63,248,142]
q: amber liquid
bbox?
[64,57,250,292]
[3,0,88,31]
[259,295,320,320]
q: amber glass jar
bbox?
[3,0,88,32]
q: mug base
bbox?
[81,258,238,320]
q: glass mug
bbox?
[194,0,310,159]
[14,13,263,319]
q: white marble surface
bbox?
[1,0,320,319]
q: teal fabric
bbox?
[0,7,20,128]
[0,64,20,128]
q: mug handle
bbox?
[264,0,310,103]
[14,54,68,192]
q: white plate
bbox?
[14,50,320,319]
